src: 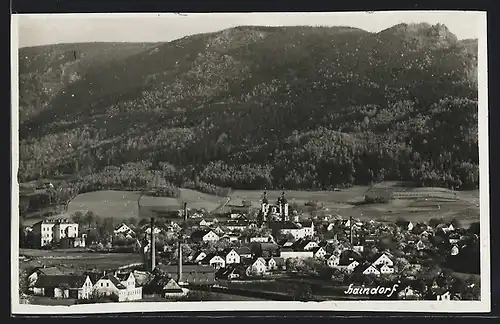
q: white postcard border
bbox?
[11,11,490,314]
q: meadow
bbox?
[19,248,143,273]
[58,182,479,227]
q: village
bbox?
[19,191,481,304]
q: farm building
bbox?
[28,267,65,290]
[32,275,93,299]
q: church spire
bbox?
[261,190,269,204]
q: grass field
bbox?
[230,187,370,208]
[19,248,143,273]
[59,183,479,227]
[68,190,142,219]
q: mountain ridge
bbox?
[18,23,479,192]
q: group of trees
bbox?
[18,25,478,192]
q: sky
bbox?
[16,11,485,48]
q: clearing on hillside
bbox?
[178,188,226,211]
[68,190,142,219]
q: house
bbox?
[191,229,220,242]
[250,235,274,243]
[32,218,79,248]
[221,233,240,243]
[245,257,268,276]
[326,254,340,268]
[33,275,93,299]
[114,223,135,236]
[279,239,295,248]
[293,239,319,251]
[436,290,452,301]
[416,240,425,250]
[201,253,226,269]
[143,226,162,235]
[93,273,142,302]
[397,286,420,300]
[266,257,286,271]
[279,222,307,240]
[223,219,250,232]
[360,263,381,276]
[163,278,187,298]
[352,245,364,253]
[190,251,208,263]
[372,252,394,267]
[221,248,241,265]
[379,264,395,275]
[213,226,226,235]
[298,220,315,237]
[236,246,252,259]
[199,219,213,227]
[28,266,65,290]
[216,264,247,280]
[59,235,86,249]
[312,246,327,259]
[336,250,362,273]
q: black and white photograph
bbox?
[11,11,489,314]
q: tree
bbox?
[394,257,411,274]
[468,222,480,235]
[450,218,462,229]
[128,217,138,227]
[84,211,96,228]
[429,217,445,228]
[72,211,84,226]
[138,218,149,227]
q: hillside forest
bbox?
[18,23,479,202]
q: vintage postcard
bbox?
[11,11,490,314]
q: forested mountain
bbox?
[18,23,479,192]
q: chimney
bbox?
[282,192,286,223]
[349,216,353,246]
[178,241,183,283]
[183,202,188,222]
[150,217,156,272]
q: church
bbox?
[260,191,289,223]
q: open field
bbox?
[53,184,480,227]
[230,187,370,208]
[178,188,226,211]
[68,190,142,219]
[19,248,143,272]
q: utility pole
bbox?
[349,216,353,246]
[178,202,188,284]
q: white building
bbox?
[222,248,241,265]
[202,254,226,269]
[93,273,142,302]
[246,258,268,276]
[32,218,79,248]
[191,229,220,242]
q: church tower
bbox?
[279,191,289,222]
[260,191,270,222]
